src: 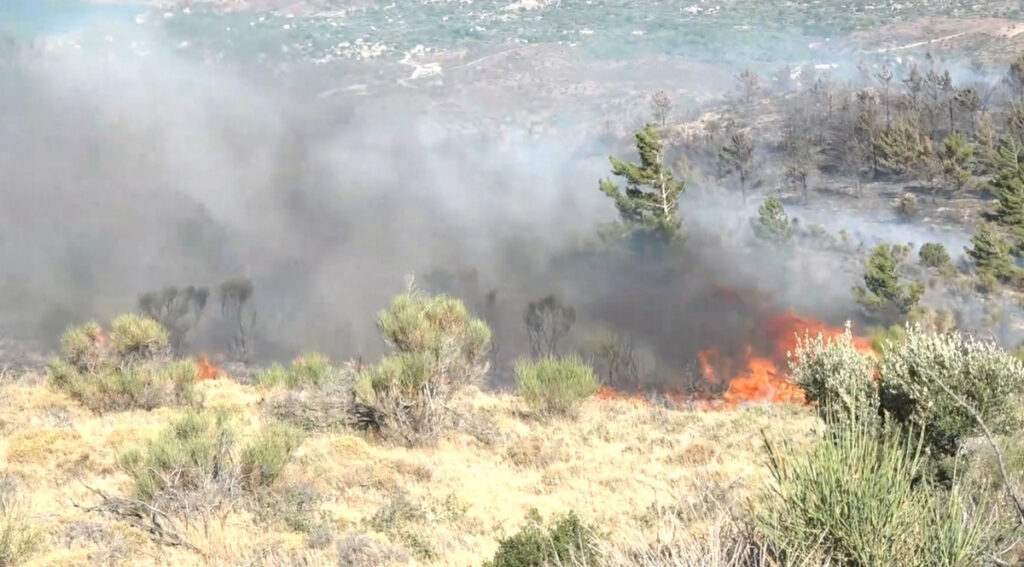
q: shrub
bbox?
[254,352,335,390]
[355,283,491,445]
[515,355,600,416]
[867,324,907,353]
[485,509,600,567]
[48,317,197,413]
[919,242,952,269]
[878,324,1024,458]
[0,479,42,567]
[892,192,920,221]
[59,320,105,371]
[119,409,306,518]
[789,324,878,422]
[47,357,200,413]
[240,423,305,490]
[118,409,237,504]
[109,314,169,360]
[335,532,411,567]
[758,416,995,566]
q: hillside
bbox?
[0,370,817,566]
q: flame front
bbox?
[197,352,228,381]
[593,298,875,410]
[700,309,874,407]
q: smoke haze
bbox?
[0,17,1006,387]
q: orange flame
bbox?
[700,309,875,407]
[592,293,876,410]
[196,352,228,381]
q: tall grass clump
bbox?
[354,282,491,446]
[515,355,600,416]
[758,416,996,566]
[0,479,42,567]
[47,315,199,413]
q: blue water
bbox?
[0,0,143,38]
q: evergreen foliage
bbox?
[751,196,795,244]
[598,123,685,247]
[853,244,925,323]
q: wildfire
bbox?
[594,293,876,410]
[196,352,229,381]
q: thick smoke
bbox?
[0,22,1008,388]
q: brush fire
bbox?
[598,287,875,410]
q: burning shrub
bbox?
[47,318,199,413]
[758,416,995,566]
[354,284,491,446]
[515,355,600,417]
[789,324,878,422]
[485,508,600,567]
[0,477,42,567]
[878,324,1024,459]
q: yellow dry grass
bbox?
[3,374,821,567]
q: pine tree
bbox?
[751,196,795,244]
[1006,53,1024,102]
[853,244,924,323]
[938,132,974,195]
[717,130,758,201]
[986,137,1024,250]
[598,123,685,246]
[966,222,1018,283]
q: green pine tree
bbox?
[599,123,686,247]
[937,132,974,195]
[966,221,1018,283]
[986,137,1024,252]
[751,196,795,244]
[853,244,925,323]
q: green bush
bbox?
[878,324,1024,458]
[47,357,200,413]
[119,410,304,511]
[59,320,105,371]
[240,423,305,490]
[515,355,600,416]
[0,479,42,567]
[48,317,198,413]
[486,509,600,567]
[789,324,878,422]
[758,416,995,566]
[919,242,953,269]
[867,324,907,353]
[109,314,169,360]
[254,352,335,390]
[118,409,236,503]
[355,284,491,446]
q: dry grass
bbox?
[0,371,820,567]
